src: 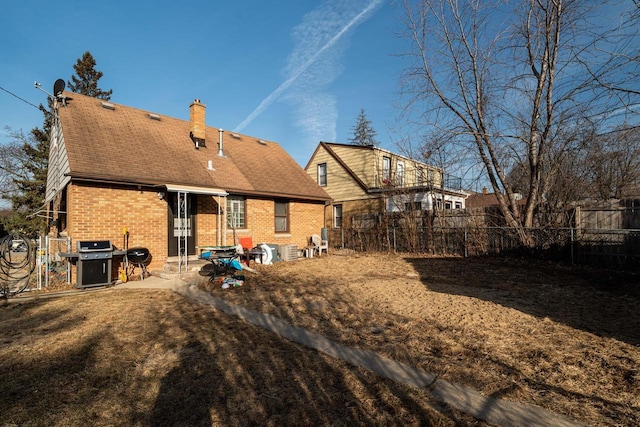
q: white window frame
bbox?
[227,196,246,228]
[382,156,391,183]
[317,163,327,186]
[397,161,405,186]
[334,204,343,228]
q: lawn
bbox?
[1,252,638,425]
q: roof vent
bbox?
[218,129,225,157]
[148,113,160,121]
[257,139,267,145]
[101,101,115,110]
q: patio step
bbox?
[162,258,209,273]
[146,258,210,283]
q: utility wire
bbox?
[0,85,41,110]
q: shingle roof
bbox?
[57,92,330,201]
[465,193,500,209]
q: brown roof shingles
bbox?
[465,193,499,209]
[58,93,330,201]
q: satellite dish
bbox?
[53,79,65,96]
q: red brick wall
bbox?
[59,183,326,276]
[197,194,223,246]
[231,199,325,249]
[67,182,168,271]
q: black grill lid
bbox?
[77,240,112,252]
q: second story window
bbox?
[382,156,391,183]
[318,163,327,186]
[397,161,405,186]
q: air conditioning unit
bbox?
[279,244,298,261]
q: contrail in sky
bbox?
[234,0,383,133]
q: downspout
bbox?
[223,196,227,246]
[216,195,221,247]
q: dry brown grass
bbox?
[200,251,640,426]
[1,287,481,426]
[2,252,638,426]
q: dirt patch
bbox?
[199,252,640,426]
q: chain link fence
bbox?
[39,236,72,289]
[332,222,640,272]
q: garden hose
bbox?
[0,234,37,298]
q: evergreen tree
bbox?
[2,106,52,236]
[349,108,378,146]
[1,51,112,236]
[67,51,113,100]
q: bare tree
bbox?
[586,126,640,199]
[0,127,32,200]
[580,2,640,112]
[398,0,636,245]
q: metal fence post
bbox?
[37,235,43,290]
[45,235,49,288]
[464,229,468,258]
[570,227,574,265]
[393,227,397,253]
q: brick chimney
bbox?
[190,99,206,148]
[482,187,488,195]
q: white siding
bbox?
[45,113,71,202]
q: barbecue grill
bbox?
[126,247,150,264]
[60,240,124,288]
[126,247,150,280]
[77,240,116,288]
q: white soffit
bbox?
[164,184,228,196]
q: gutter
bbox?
[65,174,330,202]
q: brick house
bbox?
[45,92,330,273]
[304,142,468,231]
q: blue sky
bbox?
[0,0,406,167]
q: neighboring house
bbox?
[465,188,499,209]
[464,188,510,227]
[304,142,468,230]
[45,92,330,273]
